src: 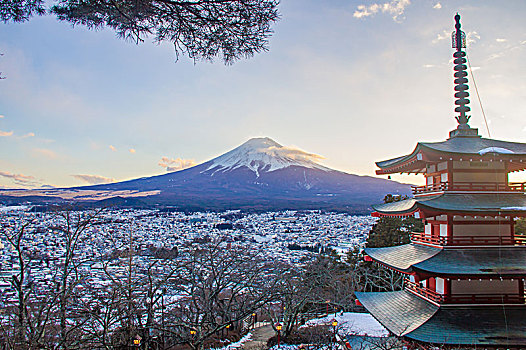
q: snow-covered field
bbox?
[209,332,252,350]
[303,312,388,337]
[0,205,29,212]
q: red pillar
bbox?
[447,214,453,245]
[428,277,436,292]
[518,279,524,303]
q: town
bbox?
[0,207,376,301]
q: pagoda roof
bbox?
[376,136,526,174]
[365,244,526,277]
[355,290,438,336]
[408,305,526,346]
[356,290,526,346]
[413,247,526,277]
[364,244,441,273]
[372,192,526,217]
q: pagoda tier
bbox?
[376,136,526,175]
[373,193,526,217]
[372,199,526,247]
[355,14,526,348]
[365,244,526,278]
[355,291,526,346]
[365,245,526,305]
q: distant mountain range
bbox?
[0,137,411,213]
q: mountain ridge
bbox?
[0,137,411,212]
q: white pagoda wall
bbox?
[451,279,519,294]
[452,224,511,237]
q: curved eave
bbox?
[406,305,526,346]
[364,244,442,273]
[372,198,421,216]
[412,247,526,277]
[356,291,526,346]
[373,193,526,217]
[375,144,424,175]
[355,290,439,337]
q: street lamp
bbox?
[326,300,330,316]
[331,320,338,350]
[276,323,282,348]
[133,335,142,347]
[252,313,257,329]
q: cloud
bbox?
[423,64,436,68]
[129,148,136,154]
[71,174,116,185]
[109,145,116,151]
[432,30,449,44]
[496,38,507,43]
[21,132,35,138]
[433,2,441,9]
[0,170,41,187]
[33,148,58,159]
[466,31,480,45]
[0,115,4,118]
[159,157,197,172]
[0,129,13,137]
[263,146,325,163]
[488,52,505,61]
[353,0,411,22]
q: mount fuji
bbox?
[1,138,411,212]
[79,137,410,212]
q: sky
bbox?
[1,0,526,188]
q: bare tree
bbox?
[0,215,63,349]
[0,209,103,349]
[1,218,35,348]
[51,208,103,349]
[264,265,311,339]
[160,240,280,350]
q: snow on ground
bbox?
[302,312,389,337]
[269,345,335,350]
[209,332,252,350]
[0,205,30,212]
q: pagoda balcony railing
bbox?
[412,181,526,194]
[404,279,442,304]
[443,294,525,304]
[411,232,526,246]
[404,280,525,304]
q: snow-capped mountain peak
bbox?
[205,137,330,176]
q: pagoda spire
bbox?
[449,13,479,138]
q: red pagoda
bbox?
[355,14,526,348]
